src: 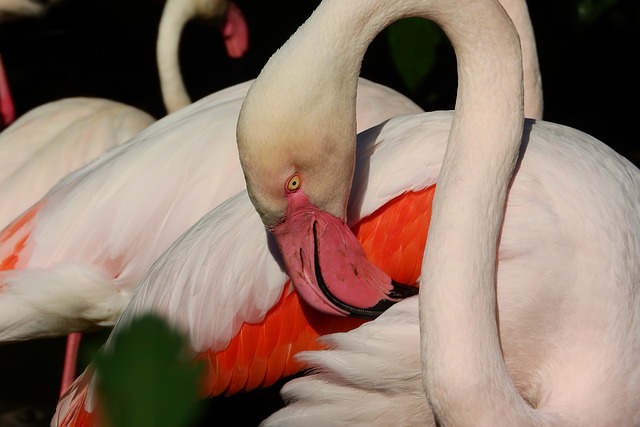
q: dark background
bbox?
[0,0,638,426]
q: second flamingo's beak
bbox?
[270,190,418,319]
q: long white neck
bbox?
[416,1,534,425]
[156,0,228,114]
[241,0,530,423]
[501,0,543,119]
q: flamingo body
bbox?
[262,112,640,425]
[0,97,155,229]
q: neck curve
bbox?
[157,0,228,114]
[414,1,532,424]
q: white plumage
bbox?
[0,98,155,229]
[262,113,640,425]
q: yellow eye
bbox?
[286,174,301,192]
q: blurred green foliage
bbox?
[577,0,619,23]
[386,17,443,92]
[93,314,203,427]
[385,0,638,99]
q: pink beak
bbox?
[271,190,418,319]
[222,2,249,59]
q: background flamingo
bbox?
[157,0,249,114]
[0,97,156,399]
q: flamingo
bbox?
[157,0,249,114]
[218,0,637,424]
[52,0,549,424]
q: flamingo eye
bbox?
[286,174,301,192]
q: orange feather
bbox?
[0,201,41,270]
[197,185,435,396]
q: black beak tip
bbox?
[346,281,419,320]
[389,280,419,299]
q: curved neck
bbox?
[416,1,533,425]
[157,0,228,114]
[157,0,193,114]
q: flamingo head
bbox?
[236,68,418,319]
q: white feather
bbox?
[0,97,155,229]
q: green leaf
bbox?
[386,17,442,92]
[577,0,619,24]
[93,314,203,427]
[78,328,112,371]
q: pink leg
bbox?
[0,54,16,129]
[222,2,249,58]
[60,332,82,397]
